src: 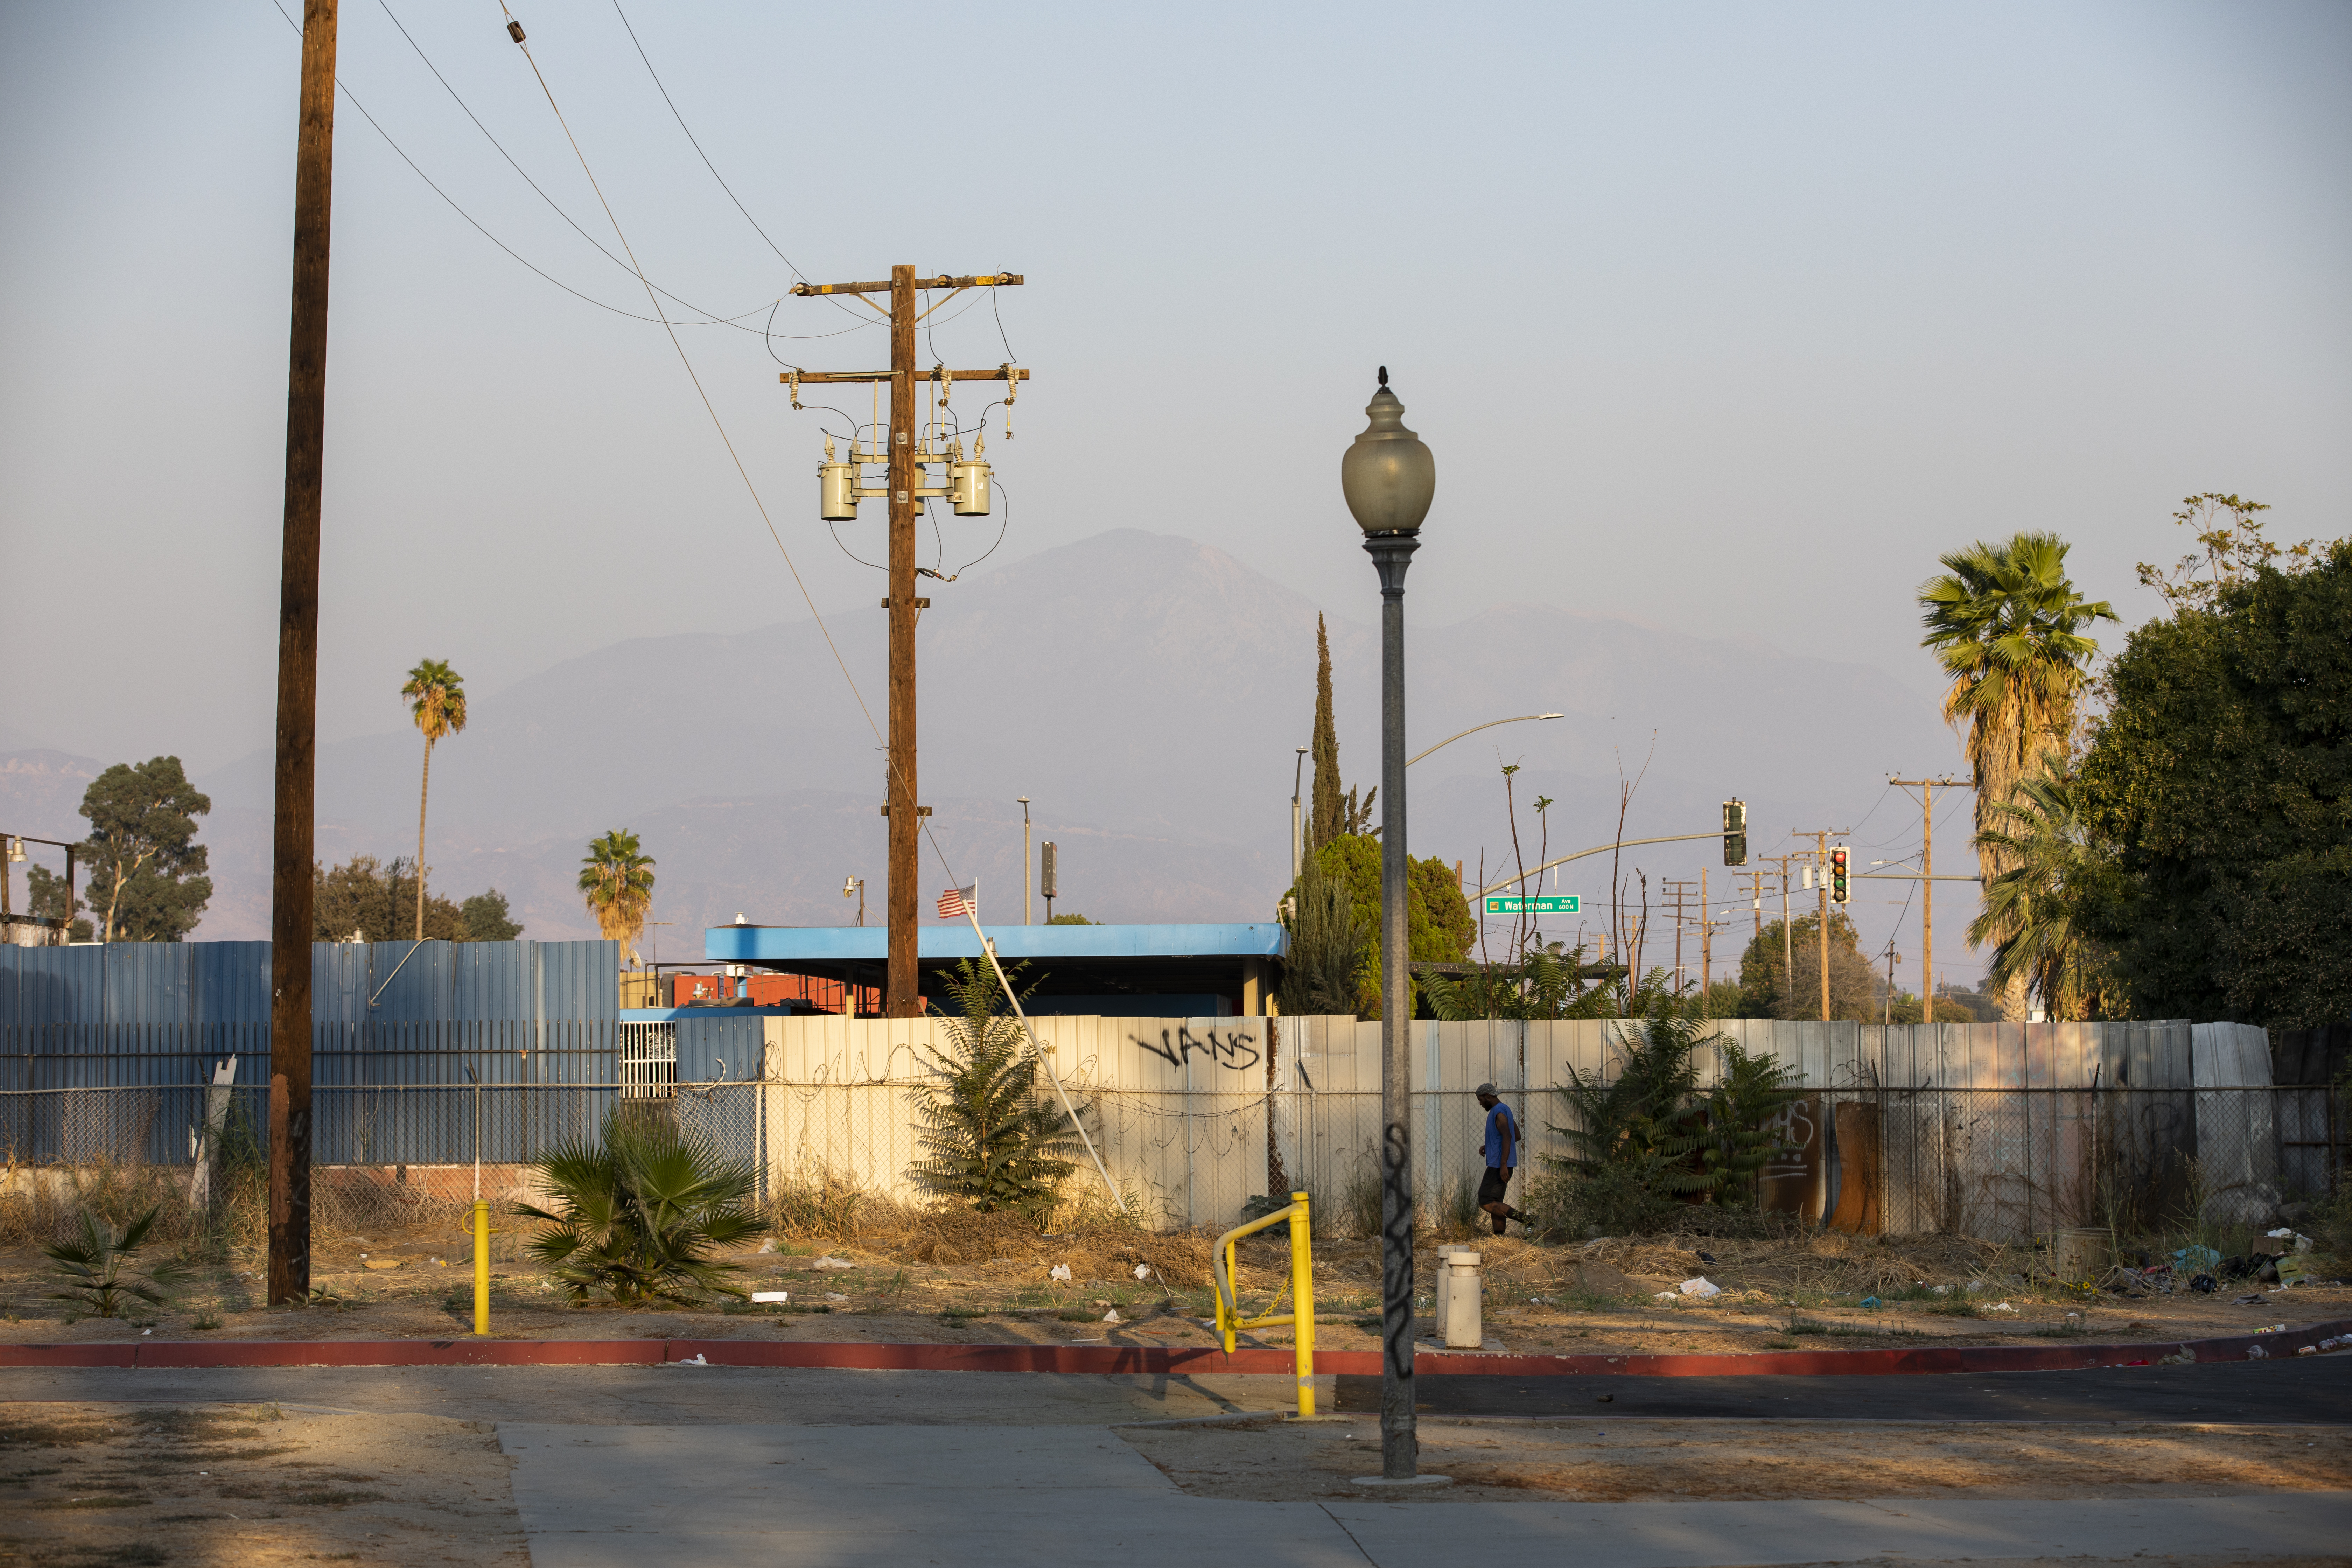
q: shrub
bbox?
[909,959,1087,1221]
[43,1204,189,1318]
[519,1111,766,1304]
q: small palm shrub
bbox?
[910,959,1087,1221]
[520,1111,766,1304]
[44,1203,189,1318]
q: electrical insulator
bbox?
[819,435,858,521]
[949,438,991,516]
[1830,845,1851,905]
[1721,798,1747,866]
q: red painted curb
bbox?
[3,1320,2343,1376]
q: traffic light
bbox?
[1829,844,1850,905]
[1722,799,1747,866]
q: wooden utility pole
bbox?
[1889,778,1966,1025]
[1663,878,1696,998]
[1793,829,1851,1022]
[784,270,1027,1017]
[1699,867,1712,1002]
[269,0,338,1307]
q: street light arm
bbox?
[1477,831,1718,900]
[1406,712,1563,768]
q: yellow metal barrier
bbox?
[471,1199,491,1336]
[1210,1190,1316,1415]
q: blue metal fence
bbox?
[0,939,623,1165]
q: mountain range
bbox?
[1,530,1968,969]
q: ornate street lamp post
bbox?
[1340,367,1436,1482]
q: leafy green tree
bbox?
[1306,614,1376,850]
[51,757,214,942]
[313,855,516,943]
[401,659,468,940]
[1734,912,1877,1021]
[520,1111,766,1304]
[23,866,93,941]
[909,959,1085,1219]
[1045,912,1097,925]
[580,829,655,946]
[2078,536,2352,1027]
[1918,533,2116,1017]
[1286,833,1471,1018]
[460,888,524,941]
[1278,850,1366,1015]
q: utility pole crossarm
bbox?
[781,368,1031,385]
[791,273,1023,296]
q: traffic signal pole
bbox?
[1793,828,1851,1022]
[784,270,1028,1017]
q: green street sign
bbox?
[1485,895,1579,914]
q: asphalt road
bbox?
[1335,1354,2352,1424]
[7,1355,2345,1427]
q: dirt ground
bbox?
[1116,1416,2352,1503]
[0,1401,527,1568]
[0,1223,2342,1357]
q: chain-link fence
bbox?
[3,1076,2326,1244]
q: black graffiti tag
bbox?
[1134,1026,1262,1073]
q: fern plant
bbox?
[520,1111,766,1304]
[909,959,1086,1220]
[1548,1014,1718,1200]
[1695,1041,1801,1206]
[44,1204,189,1318]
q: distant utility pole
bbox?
[265,0,338,1310]
[1755,855,1799,1013]
[1663,878,1696,999]
[1888,777,1967,1026]
[1793,829,1851,1022]
[785,267,1027,1017]
[1699,867,1712,1003]
[1018,797,1032,925]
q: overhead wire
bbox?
[486,5,994,927]
[262,0,765,328]
[373,0,784,332]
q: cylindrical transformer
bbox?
[820,458,859,521]
[950,456,992,516]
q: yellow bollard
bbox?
[471,1198,490,1336]
[1288,1190,1315,1416]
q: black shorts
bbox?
[1478,1166,1512,1207]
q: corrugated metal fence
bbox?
[1,943,2334,1241]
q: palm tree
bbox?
[1917,533,2114,1017]
[1968,765,2104,1020]
[400,659,468,940]
[579,829,655,946]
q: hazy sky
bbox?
[5,1,2347,786]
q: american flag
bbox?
[936,881,977,919]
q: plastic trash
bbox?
[1133,1264,1151,1280]
[1858,1296,1883,1308]
[2232,1294,2267,1306]
[756,1238,778,1254]
[1049,1264,1073,1282]
[1103,1309,1122,1324]
[813,1256,854,1270]
[2247,1344,2269,1359]
[2266,1227,2313,1252]
[1653,1291,1678,1302]
[824,1292,847,1302]
[1678,1277,1722,1298]
[751,1290,790,1304]
[2190,1273,2218,1293]
[678,1353,708,1366]
[2174,1245,2221,1269]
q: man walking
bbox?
[1475,1082,1527,1235]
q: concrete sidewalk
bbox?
[500,1422,2352,1568]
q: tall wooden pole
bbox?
[1816,832,1830,1022]
[885,265,920,1017]
[269,0,337,1306]
[1889,778,1965,1025]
